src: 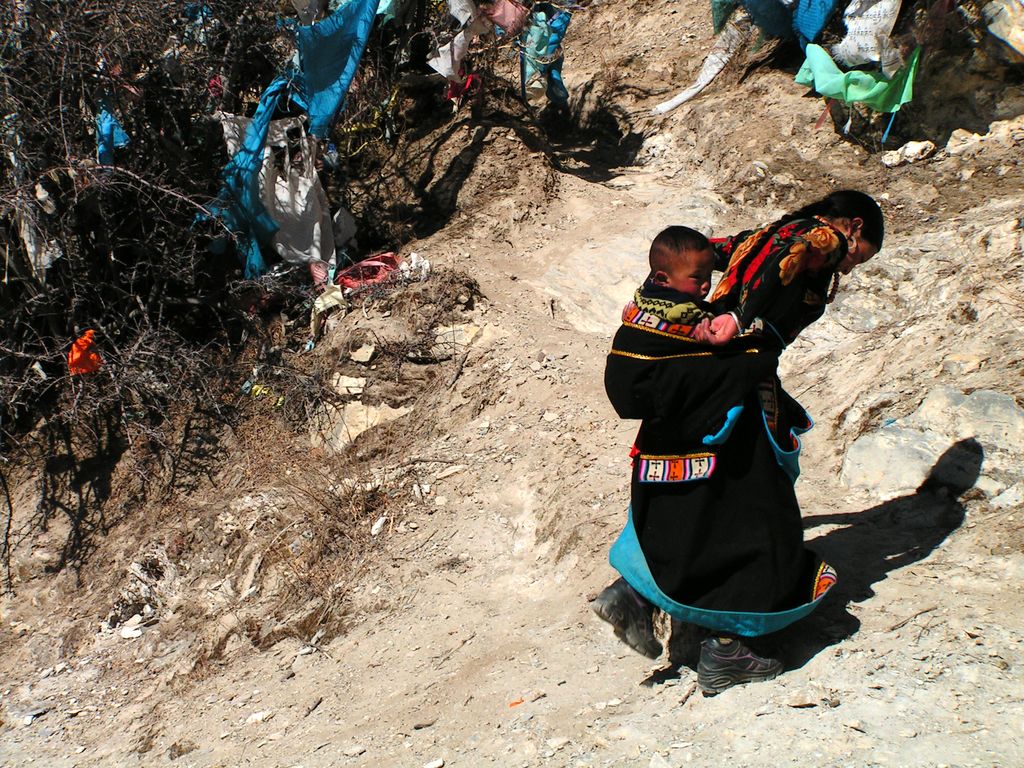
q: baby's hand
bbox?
[692,318,714,344]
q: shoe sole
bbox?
[697,662,782,696]
[591,596,663,660]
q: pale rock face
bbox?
[841,425,956,500]
[914,387,1024,454]
[842,387,1024,499]
[310,400,413,453]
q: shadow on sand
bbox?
[649,438,982,683]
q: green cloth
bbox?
[795,44,921,113]
[711,0,739,34]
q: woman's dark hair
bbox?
[785,190,884,249]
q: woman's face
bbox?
[836,218,879,274]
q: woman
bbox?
[594,190,884,695]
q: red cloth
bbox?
[335,252,400,290]
[208,75,224,99]
[445,74,480,104]
[68,330,103,375]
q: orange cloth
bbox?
[68,330,103,375]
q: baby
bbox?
[628,225,742,340]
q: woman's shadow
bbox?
[775,437,983,669]
[659,438,983,676]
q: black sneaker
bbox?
[697,637,783,695]
[591,578,663,659]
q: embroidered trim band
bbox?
[637,453,716,483]
[811,561,838,600]
[622,302,702,340]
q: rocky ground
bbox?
[2,1,1023,766]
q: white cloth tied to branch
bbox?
[428,10,494,80]
[651,11,753,116]
[217,113,335,269]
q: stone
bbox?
[881,140,936,167]
[168,739,198,760]
[423,760,445,768]
[975,476,1006,497]
[940,353,984,376]
[350,344,376,363]
[434,323,480,347]
[985,1,1024,57]
[246,710,274,724]
[786,690,820,708]
[331,374,366,396]
[119,614,145,639]
[343,745,367,757]
[431,323,480,359]
[435,464,467,480]
[991,485,1023,509]
[946,129,984,156]
[649,755,673,768]
[844,387,1024,498]
[913,387,1024,454]
[310,400,413,453]
[370,516,387,536]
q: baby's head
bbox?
[648,226,714,299]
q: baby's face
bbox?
[662,247,714,298]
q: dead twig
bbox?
[888,605,938,631]
[446,347,472,390]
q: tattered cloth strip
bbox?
[712,0,740,33]
[295,0,379,137]
[794,0,840,45]
[795,43,921,112]
[521,4,572,107]
[374,0,413,23]
[736,0,839,44]
[95,100,130,164]
[183,2,216,45]
[429,11,494,80]
[335,252,400,291]
[741,0,794,38]
[68,330,103,376]
[652,11,753,115]
[445,73,481,104]
[448,0,476,24]
[480,0,529,35]
[208,75,294,278]
[326,0,412,23]
[312,284,348,336]
[17,212,60,281]
[831,0,903,76]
